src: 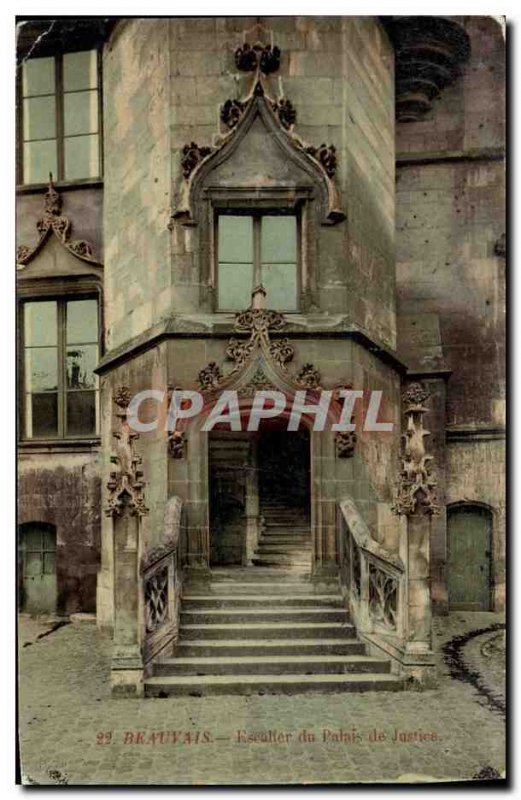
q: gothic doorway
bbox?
[208,428,311,567]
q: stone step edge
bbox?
[145,673,402,686]
[180,622,355,630]
[156,654,385,665]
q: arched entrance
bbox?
[447,503,492,610]
[208,422,311,567]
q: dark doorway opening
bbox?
[258,429,310,518]
[208,428,311,566]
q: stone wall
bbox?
[103,19,172,350]
[395,16,505,611]
[18,452,101,613]
[102,16,396,352]
[446,437,506,610]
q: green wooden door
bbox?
[19,525,57,614]
[447,506,492,610]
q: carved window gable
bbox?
[176,91,343,227]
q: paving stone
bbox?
[17,611,506,785]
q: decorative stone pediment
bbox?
[196,287,322,399]
[17,176,102,271]
[173,41,345,226]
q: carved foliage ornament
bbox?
[17,176,102,267]
[221,98,246,130]
[105,385,149,517]
[295,362,321,389]
[305,143,337,178]
[336,431,357,459]
[392,382,440,516]
[334,382,357,458]
[235,42,281,74]
[181,142,212,179]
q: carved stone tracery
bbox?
[392,382,440,516]
[17,176,102,267]
[105,386,149,517]
[144,566,169,633]
[368,562,398,630]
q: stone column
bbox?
[400,513,432,654]
[105,386,149,697]
[244,438,261,565]
[393,382,439,678]
[111,509,144,696]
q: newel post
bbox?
[393,383,440,674]
[105,386,149,697]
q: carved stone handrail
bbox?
[339,498,404,575]
[338,497,404,636]
[141,496,183,665]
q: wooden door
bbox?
[447,506,492,610]
[19,524,57,614]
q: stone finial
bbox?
[392,381,440,516]
[251,285,267,309]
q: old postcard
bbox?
[16,14,506,785]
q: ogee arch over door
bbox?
[447,504,492,610]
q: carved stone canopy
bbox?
[17,175,102,268]
[174,52,345,226]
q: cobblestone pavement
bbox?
[18,612,506,786]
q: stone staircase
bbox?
[145,567,403,697]
[252,502,312,569]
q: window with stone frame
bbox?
[18,50,101,185]
[216,210,300,312]
[21,296,100,439]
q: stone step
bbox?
[153,654,390,676]
[259,533,311,541]
[255,545,312,554]
[182,595,344,609]
[145,673,404,697]
[183,581,340,595]
[193,568,313,582]
[252,556,311,567]
[179,622,357,640]
[175,638,366,657]
[180,608,348,624]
